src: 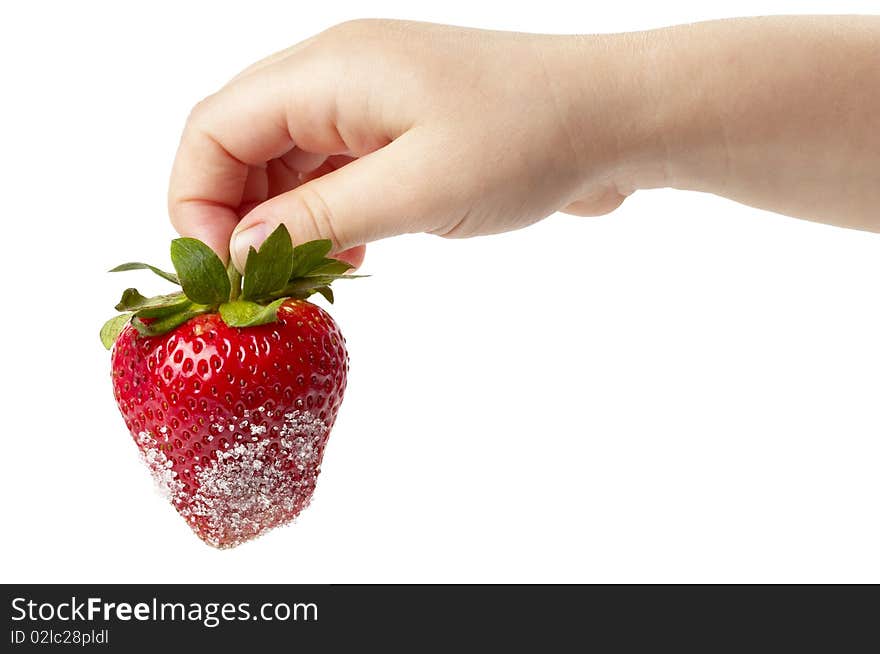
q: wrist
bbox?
[551,32,674,196]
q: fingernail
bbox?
[231,222,271,265]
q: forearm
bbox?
[580,16,880,231]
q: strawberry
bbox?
[100,226,359,548]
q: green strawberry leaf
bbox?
[109,262,180,285]
[131,303,211,336]
[279,273,367,298]
[309,258,354,275]
[115,288,189,313]
[134,297,197,320]
[242,224,294,301]
[114,288,149,311]
[314,286,334,304]
[219,298,287,327]
[104,235,365,344]
[170,237,230,305]
[100,314,132,350]
[289,239,333,279]
[227,260,242,302]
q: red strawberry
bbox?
[101,225,359,548]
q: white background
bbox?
[2,0,879,583]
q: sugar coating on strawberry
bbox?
[102,226,359,548]
[136,409,328,548]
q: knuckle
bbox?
[325,18,375,36]
[291,185,344,250]
[185,94,215,127]
[314,20,417,91]
[322,18,400,48]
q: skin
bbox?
[167,17,880,271]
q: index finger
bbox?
[167,67,297,259]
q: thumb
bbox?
[229,131,449,270]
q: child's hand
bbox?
[168,20,639,268]
[169,17,880,268]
